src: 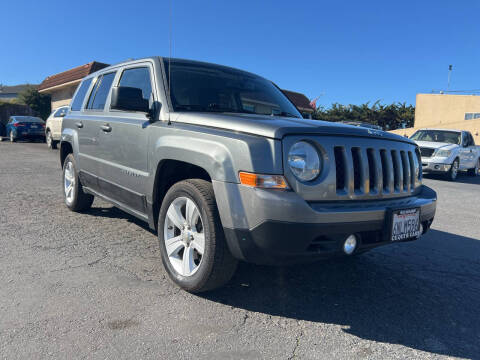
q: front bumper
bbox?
[17,132,45,139]
[421,157,452,173]
[213,181,437,264]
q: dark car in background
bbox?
[5,116,46,142]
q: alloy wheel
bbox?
[451,160,458,180]
[64,161,75,205]
[163,196,205,277]
[47,132,52,148]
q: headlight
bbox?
[435,149,451,158]
[287,141,321,181]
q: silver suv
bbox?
[60,57,437,292]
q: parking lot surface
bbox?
[1,142,479,360]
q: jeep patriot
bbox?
[60,57,437,292]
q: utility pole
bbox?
[447,65,453,92]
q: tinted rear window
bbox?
[71,78,93,111]
[13,116,44,123]
[87,72,116,110]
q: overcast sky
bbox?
[2,0,479,106]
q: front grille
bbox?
[420,147,435,158]
[333,145,421,197]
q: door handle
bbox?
[75,121,83,129]
[101,124,112,132]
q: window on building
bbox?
[71,78,93,111]
[465,112,480,120]
[118,67,152,101]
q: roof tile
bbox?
[282,89,314,111]
[38,61,109,91]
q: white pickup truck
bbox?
[411,129,480,181]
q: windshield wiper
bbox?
[274,111,301,118]
[175,103,256,115]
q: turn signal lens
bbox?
[239,172,289,189]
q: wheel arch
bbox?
[150,159,212,231]
[60,141,73,167]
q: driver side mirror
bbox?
[111,86,150,113]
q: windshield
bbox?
[410,130,461,145]
[164,60,301,118]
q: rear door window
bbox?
[467,133,475,146]
[86,72,116,110]
[71,78,93,111]
[118,67,152,101]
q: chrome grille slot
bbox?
[420,147,435,158]
[408,151,416,190]
[380,149,391,193]
[391,150,401,191]
[366,148,376,193]
[334,146,347,192]
[351,147,362,192]
[400,151,410,191]
[415,148,422,182]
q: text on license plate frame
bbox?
[389,208,421,241]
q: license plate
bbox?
[390,208,420,241]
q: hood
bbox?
[414,140,457,151]
[174,112,414,144]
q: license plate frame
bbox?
[386,207,421,242]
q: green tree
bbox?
[18,86,51,120]
[312,101,415,131]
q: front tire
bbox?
[62,154,94,212]
[446,158,459,181]
[158,179,238,293]
[468,158,479,176]
[46,131,57,149]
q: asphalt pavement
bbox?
[1,141,479,359]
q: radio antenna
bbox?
[168,0,173,124]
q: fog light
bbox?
[343,235,357,255]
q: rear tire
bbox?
[62,153,94,212]
[467,158,479,176]
[158,179,238,292]
[446,158,459,181]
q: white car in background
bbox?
[45,106,68,149]
[411,129,480,181]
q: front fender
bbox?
[148,125,282,184]
[151,135,237,182]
